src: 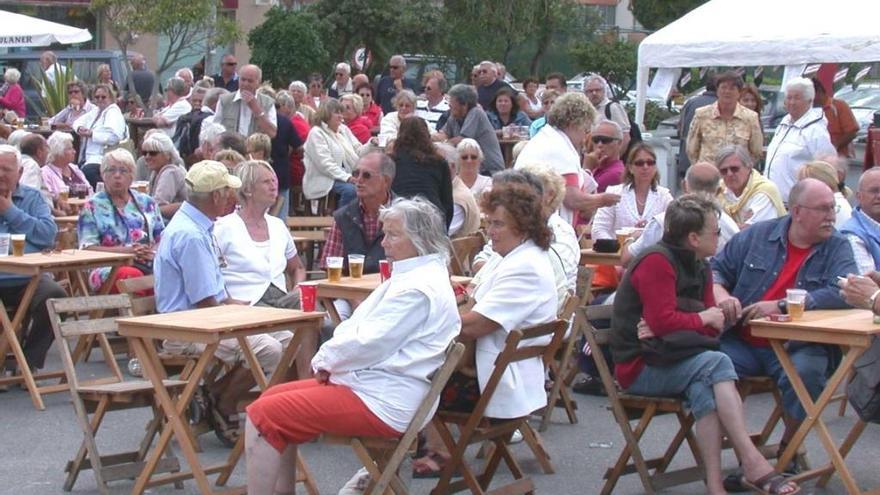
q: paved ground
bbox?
[3,346,880,495]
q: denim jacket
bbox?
[711,216,856,310]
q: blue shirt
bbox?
[154,201,226,313]
[711,216,856,311]
[0,185,57,286]
[529,117,546,138]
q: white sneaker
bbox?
[510,429,524,444]
[338,467,370,495]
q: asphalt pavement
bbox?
[2,348,879,495]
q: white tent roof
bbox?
[0,10,92,48]
[634,0,880,125]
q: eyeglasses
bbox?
[351,169,373,180]
[861,186,880,197]
[389,65,402,70]
[142,150,161,156]
[719,166,742,175]
[104,166,131,175]
[798,204,840,214]
[93,94,109,100]
[460,154,479,160]
[632,159,657,167]
[222,62,237,66]
[67,89,81,94]
[335,72,344,77]
[591,135,618,145]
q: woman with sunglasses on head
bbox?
[142,133,187,220]
[591,142,673,241]
[715,144,785,229]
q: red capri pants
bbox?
[247,378,401,453]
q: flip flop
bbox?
[741,471,800,495]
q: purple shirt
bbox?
[593,159,624,193]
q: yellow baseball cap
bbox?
[185,160,242,192]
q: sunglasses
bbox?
[719,166,741,175]
[223,62,237,66]
[335,72,344,76]
[632,159,656,167]
[93,94,109,100]
[142,150,161,156]
[104,166,131,175]
[460,154,479,160]
[591,135,618,145]
[351,169,373,180]
[68,89,81,94]
[389,65,402,70]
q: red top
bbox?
[347,115,372,144]
[615,252,717,389]
[0,83,26,118]
[362,103,383,130]
[289,113,310,187]
[740,242,811,347]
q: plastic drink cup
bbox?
[11,234,25,257]
[0,233,9,256]
[299,282,318,312]
[379,259,392,282]
[348,254,365,279]
[326,256,343,282]
[786,289,807,320]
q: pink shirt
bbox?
[41,163,92,200]
[593,159,624,193]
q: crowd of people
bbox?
[3,50,880,495]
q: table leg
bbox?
[771,340,866,494]
[319,296,342,325]
[131,338,219,495]
[0,276,44,410]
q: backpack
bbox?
[605,100,642,157]
[847,335,880,423]
[172,110,211,158]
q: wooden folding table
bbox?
[117,305,324,495]
[0,250,133,410]
[580,248,623,266]
[750,309,880,494]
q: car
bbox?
[0,49,136,118]
[834,83,880,143]
[401,53,458,90]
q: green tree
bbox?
[248,7,329,87]
[570,38,638,100]
[630,0,708,31]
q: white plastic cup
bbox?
[0,233,9,257]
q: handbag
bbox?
[640,296,719,367]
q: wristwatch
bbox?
[777,299,788,315]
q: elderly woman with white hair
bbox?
[142,132,186,218]
[765,77,836,201]
[0,68,25,118]
[77,149,164,291]
[379,89,423,143]
[288,80,316,123]
[437,142,480,238]
[42,131,92,209]
[456,138,492,198]
[340,93,372,144]
[244,196,460,495]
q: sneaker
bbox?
[510,429,524,444]
[338,467,370,495]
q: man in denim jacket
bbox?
[711,178,857,461]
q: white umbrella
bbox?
[0,9,92,48]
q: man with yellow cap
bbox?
[154,160,263,445]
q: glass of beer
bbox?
[59,186,69,202]
[348,254,365,279]
[11,234,25,257]
[136,181,149,194]
[615,228,632,254]
[786,288,807,320]
[326,256,343,282]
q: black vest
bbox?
[610,242,707,364]
[333,200,385,274]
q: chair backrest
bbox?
[579,305,619,400]
[116,275,156,316]
[286,216,334,231]
[47,294,134,389]
[450,233,485,277]
[557,293,579,322]
[575,265,595,306]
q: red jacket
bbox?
[289,113,311,187]
[0,84,26,118]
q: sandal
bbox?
[412,452,460,479]
[206,394,240,448]
[740,471,800,495]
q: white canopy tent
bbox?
[0,10,92,48]
[634,0,880,127]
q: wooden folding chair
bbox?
[323,342,466,494]
[580,305,706,495]
[47,294,187,495]
[432,319,568,495]
[450,233,485,277]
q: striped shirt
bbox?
[416,97,450,132]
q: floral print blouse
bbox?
[77,190,165,248]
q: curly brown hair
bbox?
[391,117,441,163]
[480,182,552,250]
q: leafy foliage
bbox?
[28,62,76,117]
[630,0,708,31]
[247,8,329,87]
[570,39,638,100]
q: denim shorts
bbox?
[625,350,738,419]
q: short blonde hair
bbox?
[456,138,483,162]
[392,89,417,109]
[213,149,246,170]
[340,93,364,115]
[516,162,566,211]
[235,159,276,203]
[546,92,595,131]
[246,133,272,159]
[797,160,838,192]
[100,148,136,175]
[4,68,21,84]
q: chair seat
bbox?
[79,379,187,395]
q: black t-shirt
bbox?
[390,149,454,228]
[477,79,514,109]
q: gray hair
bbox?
[289,81,307,93]
[241,64,263,82]
[275,89,295,109]
[175,68,194,81]
[859,167,880,191]
[785,77,815,104]
[448,84,477,109]
[0,144,21,168]
[335,62,351,75]
[199,121,226,148]
[101,148,136,175]
[379,196,452,263]
[142,132,181,164]
[492,169,544,196]
[592,119,623,140]
[456,138,484,162]
[714,144,754,170]
[46,131,74,163]
[204,87,227,109]
[166,77,186,97]
[340,93,364,115]
[4,68,21,84]
[7,130,30,148]
[685,162,722,194]
[392,89,417,109]
[584,74,613,101]
[358,151,396,180]
[389,55,406,68]
[235,159,276,203]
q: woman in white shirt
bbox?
[591,143,674,240]
[456,138,493,199]
[378,89,419,144]
[302,98,371,207]
[73,83,127,188]
[244,197,460,494]
[214,160,308,375]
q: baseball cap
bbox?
[185,160,241,193]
